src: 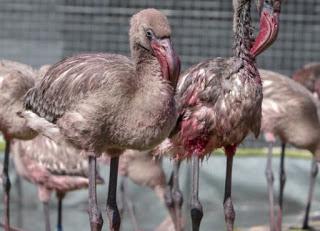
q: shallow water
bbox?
[0,155,319,231]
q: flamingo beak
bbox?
[151,38,181,88]
[251,0,281,57]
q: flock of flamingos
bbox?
[0,0,319,230]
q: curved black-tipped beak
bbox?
[251,0,281,57]
[151,38,181,88]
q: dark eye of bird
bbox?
[146,30,153,40]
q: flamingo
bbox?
[260,69,320,231]
[20,8,180,231]
[292,62,320,99]
[10,134,104,231]
[154,0,281,230]
[0,60,39,231]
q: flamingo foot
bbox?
[223,197,235,231]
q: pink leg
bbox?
[277,143,286,231]
[38,187,52,231]
[265,142,276,231]
[120,178,140,231]
[172,160,183,231]
[43,201,51,231]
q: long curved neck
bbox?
[233,0,253,60]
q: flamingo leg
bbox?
[223,154,235,231]
[106,157,121,231]
[15,175,23,228]
[88,156,103,231]
[278,143,286,231]
[172,160,183,231]
[120,178,140,231]
[265,141,276,231]
[190,155,203,231]
[2,138,11,231]
[43,201,51,231]
[164,171,177,226]
[302,157,318,230]
[56,192,65,231]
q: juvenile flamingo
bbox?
[20,9,180,231]
[11,134,104,231]
[154,0,281,230]
[260,69,320,231]
[0,60,39,231]
[292,63,320,99]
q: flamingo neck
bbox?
[233,0,254,61]
[132,44,164,82]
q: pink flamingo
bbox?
[0,60,39,231]
[20,8,180,231]
[260,69,320,231]
[11,134,104,231]
[154,0,281,230]
[292,62,320,99]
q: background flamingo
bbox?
[11,134,104,231]
[0,60,39,231]
[292,63,320,99]
[260,69,320,231]
[21,8,180,231]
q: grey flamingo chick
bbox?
[0,60,38,231]
[292,63,320,99]
[260,69,320,231]
[20,8,180,231]
[10,134,104,231]
[154,0,281,230]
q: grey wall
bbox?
[0,0,319,147]
[1,0,319,75]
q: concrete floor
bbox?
[0,156,319,231]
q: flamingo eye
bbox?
[146,30,153,40]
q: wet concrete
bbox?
[0,156,319,231]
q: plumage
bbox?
[11,135,103,193]
[292,62,320,99]
[161,0,263,159]
[0,60,46,231]
[24,51,178,155]
[11,135,103,231]
[21,9,180,231]
[169,56,261,159]
[261,68,320,160]
[154,1,281,230]
[260,69,320,230]
[0,60,37,140]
